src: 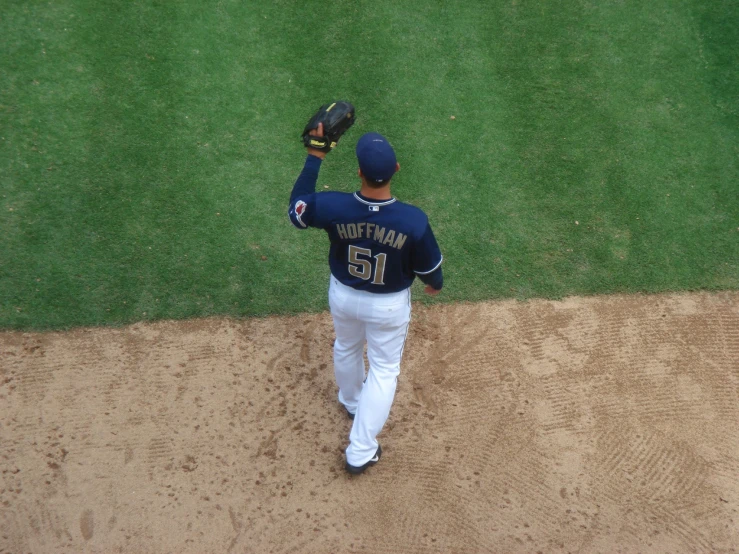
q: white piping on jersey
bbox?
[414,255,443,275]
[353,192,396,206]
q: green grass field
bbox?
[2,0,737,330]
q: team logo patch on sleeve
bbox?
[294,200,308,228]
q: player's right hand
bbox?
[424,285,441,296]
[306,123,327,160]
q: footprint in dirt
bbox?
[80,509,94,540]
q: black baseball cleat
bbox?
[345,445,381,475]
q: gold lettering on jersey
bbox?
[373,225,385,243]
[393,233,407,250]
[333,224,407,250]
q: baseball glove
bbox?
[302,101,355,153]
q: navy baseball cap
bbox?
[356,132,397,182]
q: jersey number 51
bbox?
[348,245,387,286]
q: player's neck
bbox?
[359,182,392,201]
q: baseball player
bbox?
[288,103,443,475]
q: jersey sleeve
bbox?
[412,223,443,275]
[288,155,323,230]
[417,265,443,290]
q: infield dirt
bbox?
[1,292,738,553]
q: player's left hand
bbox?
[307,123,327,160]
[302,101,355,157]
[424,285,441,296]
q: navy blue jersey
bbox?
[289,155,443,293]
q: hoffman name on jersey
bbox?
[335,223,407,250]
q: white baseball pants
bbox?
[328,275,411,467]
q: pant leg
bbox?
[346,290,411,466]
[329,276,366,413]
